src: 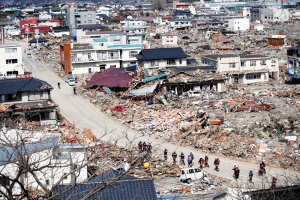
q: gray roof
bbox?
[0,77,52,95]
[240,55,270,59]
[169,18,192,22]
[86,31,125,35]
[202,54,238,60]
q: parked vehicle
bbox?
[68,79,76,86]
[27,53,32,58]
[112,105,127,112]
[65,77,75,83]
[180,168,206,184]
[0,74,6,79]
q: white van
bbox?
[180,168,206,184]
[0,74,6,79]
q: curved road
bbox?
[20,42,293,190]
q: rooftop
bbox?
[202,54,238,60]
[135,48,189,60]
[240,55,270,59]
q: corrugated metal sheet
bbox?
[142,73,167,83]
[130,83,158,96]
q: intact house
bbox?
[60,38,144,75]
[0,77,58,125]
[201,54,279,84]
[0,43,24,79]
[0,130,88,198]
[135,47,189,69]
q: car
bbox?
[27,53,32,58]
[0,74,6,79]
[68,79,76,86]
[180,168,206,184]
[65,77,75,83]
[112,105,127,112]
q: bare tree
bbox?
[0,120,157,199]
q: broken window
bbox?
[241,61,245,67]
[260,60,266,65]
[229,63,236,68]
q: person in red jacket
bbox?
[214,157,220,171]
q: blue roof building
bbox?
[53,169,157,200]
[135,48,189,69]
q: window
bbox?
[46,179,50,185]
[88,20,92,23]
[71,54,77,61]
[229,63,236,68]
[170,36,173,38]
[246,73,261,80]
[88,68,92,73]
[194,168,201,173]
[171,40,173,42]
[100,65,106,70]
[241,61,245,67]
[5,48,17,53]
[179,59,182,64]
[82,53,91,61]
[129,51,138,58]
[167,59,176,65]
[63,173,68,179]
[250,61,256,66]
[88,14,92,17]
[155,60,158,66]
[149,61,155,66]
[6,59,18,64]
[110,65,116,68]
[260,60,266,65]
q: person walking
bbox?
[198,157,204,169]
[172,151,177,164]
[214,157,220,171]
[235,166,240,180]
[138,141,143,152]
[188,153,193,167]
[73,87,76,94]
[271,175,277,189]
[58,82,60,89]
[249,169,253,182]
[204,154,209,168]
[164,149,168,161]
[180,152,185,165]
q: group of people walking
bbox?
[162,148,277,188]
[138,141,152,154]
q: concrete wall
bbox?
[72,60,120,74]
[141,58,187,69]
[261,8,290,23]
[161,35,178,45]
[227,17,249,31]
[0,43,24,77]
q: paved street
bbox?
[20,42,294,189]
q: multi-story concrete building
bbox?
[60,39,144,75]
[227,17,249,31]
[168,18,192,30]
[260,8,290,23]
[161,35,178,46]
[67,6,96,31]
[250,7,261,22]
[201,54,279,84]
[0,43,24,78]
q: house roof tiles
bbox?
[135,48,189,60]
[0,77,52,95]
